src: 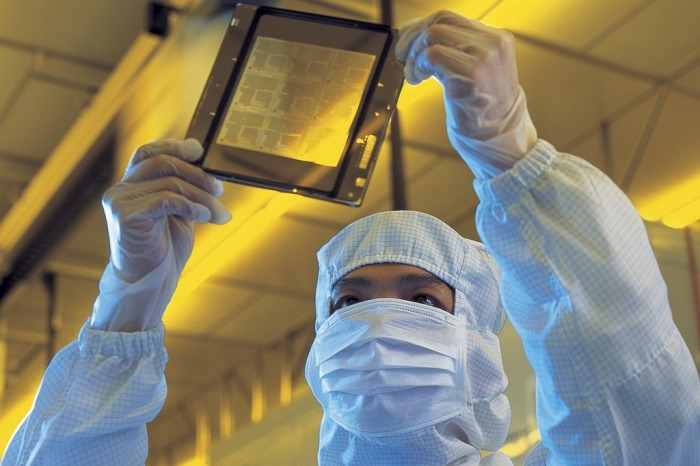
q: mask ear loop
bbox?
[455,312,471,413]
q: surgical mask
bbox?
[305,298,468,436]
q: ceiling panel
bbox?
[677,61,700,93]
[165,333,257,382]
[0,0,149,66]
[212,215,341,293]
[516,41,656,148]
[607,96,658,183]
[627,90,700,202]
[0,149,37,182]
[0,78,87,160]
[401,148,477,222]
[564,90,657,182]
[589,0,700,77]
[561,129,609,174]
[46,202,111,272]
[393,0,502,25]
[55,275,103,322]
[211,292,313,344]
[646,222,700,353]
[35,53,110,90]
[166,281,263,335]
[398,84,454,155]
[1,279,49,332]
[0,186,18,223]
[3,342,46,397]
[0,45,32,112]
[483,0,655,50]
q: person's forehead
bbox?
[333,263,449,289]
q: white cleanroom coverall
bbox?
[4,7,700,465]
[3,140,699,465]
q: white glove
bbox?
[395,10,538,178]
[91,138,231,331]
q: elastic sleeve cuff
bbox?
[80,319,166,358]
[473,139,557,204]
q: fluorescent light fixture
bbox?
[635,172,700,229]
[175,193,297,297]
[163,192,300,331]
[662,199,700,229]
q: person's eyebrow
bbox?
[331,275,373,295]
[331,271,453,294]
[399,272,453,293]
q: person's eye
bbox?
[412,294,439,307]
[331,296,361,314]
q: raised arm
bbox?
[94,137,231,331]
[397,10,700,465]
[2,139,231,465]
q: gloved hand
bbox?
[395,10,538,178]
[91,138,231,331]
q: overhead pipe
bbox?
[600,119,614,180]
[380,0,408,210]
[42,272,59,366]
[619,82,669,191]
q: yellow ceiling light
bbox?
[177,193,297,296]
[160,191,304,334]
[163,189,301,328]
[635,171,700,229]
[661,199,700,229]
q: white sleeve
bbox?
[1,321,168,465]
[90,241,180,332]
[474,139,700,465]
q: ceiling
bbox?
[1,0,699,464]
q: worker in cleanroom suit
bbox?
[3,9,699,466]
[307,12,700,464]
[306,210,515,465]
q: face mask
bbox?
[305,298,468,436]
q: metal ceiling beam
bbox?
[513,31,660,84]
[0,141,113,302]
[0,151,38,184]
[150,319,314,462]
[0,33,162,300]
[620,82,670,191]
[0,37,114,72]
